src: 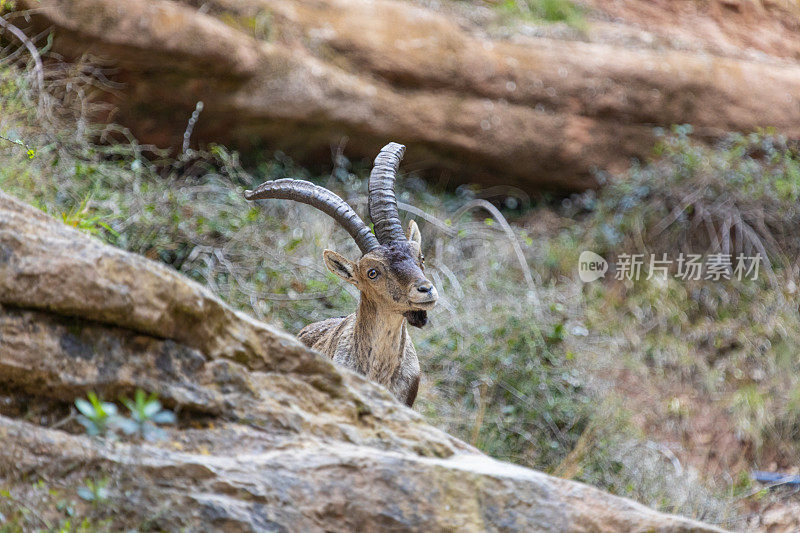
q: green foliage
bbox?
[75,393,118,438]
[423,309,591,469]
[118,389,176,441]
[57,196,119,238]
[569,128,800,469]
[497,0,585,29]
[545,322,565,345]
[1,483,112,532]
[75,390,175,441]
[730,385,772,451]
[76,479,109,505]
[579,126,800,265]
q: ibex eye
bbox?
[367,268,379,279]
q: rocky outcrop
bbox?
[0,189,723,531]
[13,0,800,191]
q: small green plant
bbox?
[59,196,119,238]
[730,385,773,453]
[75,393,118,437]
[545,322,566,345]
[75,390,175,441]
[497,0,585,29]
[118,389,176,441]
[76,478,109,504]
[0,0,16,14]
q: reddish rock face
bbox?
[14,0,800,192]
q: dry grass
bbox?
[0,24,768,526]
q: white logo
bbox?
[578,251,608,282]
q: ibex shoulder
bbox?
[298,315,349,349]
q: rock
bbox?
[0,415,723,532]
[14,0,800,191]
[0,189,326,374]
[0,189,723,530]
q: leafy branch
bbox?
[0,132,35,159]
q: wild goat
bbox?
[244,143,438,407]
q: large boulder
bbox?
[0,189,723,531]
[13,0,800,191]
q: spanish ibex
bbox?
[244,143,438,407]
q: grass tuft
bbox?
[496,0,586,29]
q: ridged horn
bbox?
[368,142,407,244]
[245,178,380,254]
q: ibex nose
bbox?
[417,283,433,294]
[410,281,438,306]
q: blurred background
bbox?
[3,0,800,529]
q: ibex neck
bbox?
[353,297,407,384]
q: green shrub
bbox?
[580,126,800,266]
[420,307,591,469]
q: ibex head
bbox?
[244,142,438,328]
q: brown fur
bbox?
[298,316,346,348]
[297,221,437,407]
[404,375,420,407]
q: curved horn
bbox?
[368,142,407,244]
[245,179,380,254]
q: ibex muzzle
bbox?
[244,143,437,407]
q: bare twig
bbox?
[453,199,537,294]
[651,188,704,237]
[181,101,204,155]
[397,201,455,235]
[49,411,76,430]
[0,15,45,108]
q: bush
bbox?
[564,128,800,517]
[419,305,592,469]
[577,126,800,267]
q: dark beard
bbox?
[403,310,428,328]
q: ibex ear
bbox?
[407,220,422,246]
[323,250,358,286]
